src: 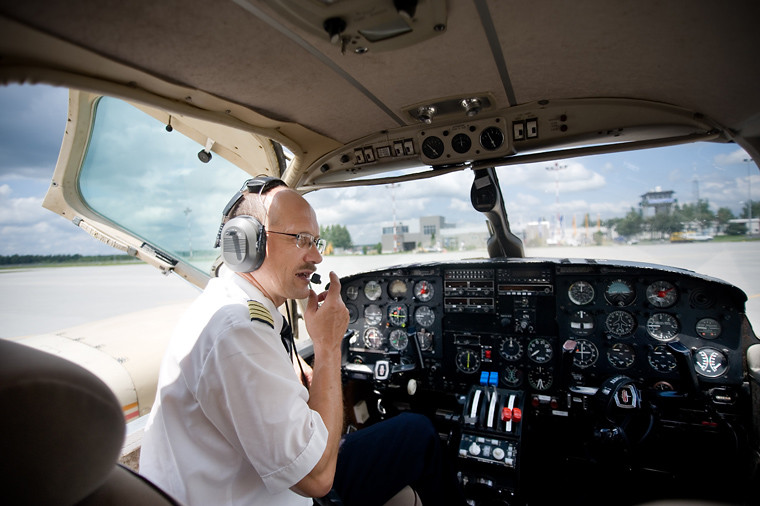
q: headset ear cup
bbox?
[220,216,266,272]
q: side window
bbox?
[79,98,251,275]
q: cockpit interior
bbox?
[1,1,759,505]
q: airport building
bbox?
[380,216,488,253]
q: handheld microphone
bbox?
[310,273,322,284]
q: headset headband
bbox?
[214,176,287,248]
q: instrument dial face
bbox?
[572,339,599,368]
[604,279,636,306]
[605,310,636,337]
[607,342,636,369]
[569,310,595,336]
[528,366,553,391]
[646,313,679,341]
[387,304,408,327]
[451,133,472,154]
[388,279,407,299]
[346,285,359,300]
[347,303,358,323]
[363,327,383,349]
[421,136,444,159]
[501,365,524,387]
[646,280,678,308]
[527,337,554,363]
[648,345,677,372]
[389,329,408,351]
[568,281,595,305]
[416,329,434,351]
[456,348,480,374]
[479,126,505,150]
[364,280,382,301]
[364,304,382,325]
[696,317,722,339]
[414,306,435,327]
[693,347,728,378]
[414,280,435,302]
[499,336,524,361]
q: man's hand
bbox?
[304,271,349,356]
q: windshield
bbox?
[79,97,252,276]
[77,97,757,323]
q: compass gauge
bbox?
[646,281,678,308]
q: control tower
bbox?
[640,187,676,216]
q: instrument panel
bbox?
[340,258,749,398]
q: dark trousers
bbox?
[332,412,464,506]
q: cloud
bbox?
[0,84,69,180]
[715,148,752,167]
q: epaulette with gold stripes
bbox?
[247,300,274,329]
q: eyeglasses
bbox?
[268,231,327,254]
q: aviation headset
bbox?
[214,176,288,272]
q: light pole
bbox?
[545,162,567,242]
[744,158,753,236]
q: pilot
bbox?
[140,177,462,506]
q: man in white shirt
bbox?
[141,177,461,506]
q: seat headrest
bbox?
[0,339,125,506]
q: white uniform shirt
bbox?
[140,266,327,506]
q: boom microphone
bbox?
[310,273,322,284]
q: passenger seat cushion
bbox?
[0,339,125,506]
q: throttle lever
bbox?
[559,339,577,390]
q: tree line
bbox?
[0,254,140,266]
[609,200,760,239]
[320,224,353,249]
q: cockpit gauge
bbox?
[693,347,728,378]
[528,366,553,391]
[479,126,505,151]
[346,285,359,300]
[572,339,599,368]
[387,304,408,327]
[527,337,553,363]
[364,280,382,301]
[569,310,595,336]
[568,281,595,305]
[604,310,636,337]
[451,133,472,154]
[416,329,434,351]
[607,342,636,369]
[388,279,407,299]
[648,345,677,372]
[347,303,358,323]
[456,348,480,374]
[652,381,674,391]
[389,329,409,351]
[413,280,434,302]
[414,306,435,327]
[499,336,524,361]
[646,313,679,341]
[421,136,444,159]
[604,279,636,306]
[646,280,678,308]
[696,317,722,339]
[501,365,524,387]
[363,327,383,349]
[364,304,382,325]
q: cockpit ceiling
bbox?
[1,1,759,153]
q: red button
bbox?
[513,408,522,422]
[501,407,512,421]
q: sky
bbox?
[0,83,756,255]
